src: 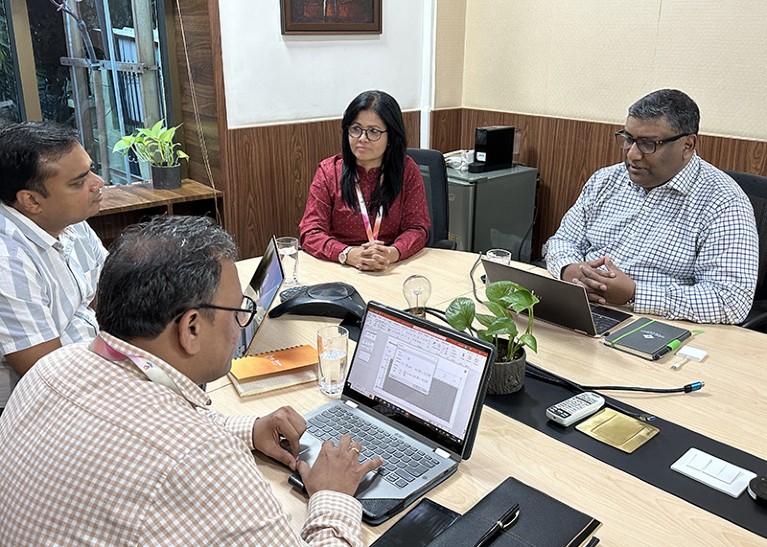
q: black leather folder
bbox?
[427,476,601,547]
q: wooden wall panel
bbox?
[171,0,222,199]
[432,108,767,260]
[223,111,421,258]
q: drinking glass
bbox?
[276,236,300,286]
[485,248,512,265]
[317,326,349,396]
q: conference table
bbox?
[208,248,767,546]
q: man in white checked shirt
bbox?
[0,122,108,414]
[0,215,381,545]
[546,89,758,324]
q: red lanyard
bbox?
[355,183,383,242]
[89,335,184,396]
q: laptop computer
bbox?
[289,301,496,525]
[234,236,284,358]
[482,259,633,337]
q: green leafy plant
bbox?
[112,120,190,167]
[445,280,538,361]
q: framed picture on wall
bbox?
[280,0,382,35]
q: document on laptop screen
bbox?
[346,307,489,444]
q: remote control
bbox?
[546,392,605,426]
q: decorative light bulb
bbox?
[403,275,432,318]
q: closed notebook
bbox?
[230,345,317,382]
[603,318,692,361]
[428,476,601,547]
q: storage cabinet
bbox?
[447,166,538,262]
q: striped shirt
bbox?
[0,333,364,546]
[0,203,107,407]
[546,154,759,324]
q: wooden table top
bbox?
[208,248,767,546]
[96,179,222,215]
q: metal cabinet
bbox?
[447,166,538,262]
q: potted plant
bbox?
[445,280,538,394]
[113,120,190,189]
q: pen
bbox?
[473,502,520,547]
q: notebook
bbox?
[482,259,633,337]
[229,345,318,397]
[289,301,496,525]
[603,318,692,360]
[233,236,284,359]
[428,476,601,546]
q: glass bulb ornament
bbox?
[403,275,432,318]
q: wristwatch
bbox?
[338,246,350,265]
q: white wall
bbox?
[219,1,432,130]
[435,0,767,141]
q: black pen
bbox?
[473,502,520,547]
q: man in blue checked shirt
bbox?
[546,89,758,324]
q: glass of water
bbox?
[485,248,512,265]
[317,326,349,396]
[276,236,300,286]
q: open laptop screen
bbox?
[235,236,284,358]
[345,303,494,457]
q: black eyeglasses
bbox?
[614,131,688,155]
[348,124,387,142]
[180,295,257,328]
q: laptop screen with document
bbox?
[344,302,493,457]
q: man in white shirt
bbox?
[0,122,107,412]
[0,215,382,545]
[546,89,758,324]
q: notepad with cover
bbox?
[229,345,318,397]
[603,318,692,360]
[427,476,601,547]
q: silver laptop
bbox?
[290,301,495,525]
[234,236,284,358]
[482,259,633,337]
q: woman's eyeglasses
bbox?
[348,124,387,142]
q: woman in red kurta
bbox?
[299,90,430,272]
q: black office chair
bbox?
[725,170,767,332]
[406,147,457,250]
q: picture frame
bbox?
[280,0,382,35]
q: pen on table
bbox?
[473,502,520,547]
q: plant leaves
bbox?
[484,317,518,338]
[445,297,475,332]
[518,333,537,352]
[485,300,511,318]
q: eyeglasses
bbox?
[614,131,688,155]
[348,124,387,142]
[187,295,258,328]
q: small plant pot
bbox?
[487,347,525,395]
[151,164,182,190]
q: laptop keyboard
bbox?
[307,405,441,489]
[591,309,622,335]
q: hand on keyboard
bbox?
[296,434,383,497]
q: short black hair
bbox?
[340,90,408,215]
[96,216,239,339]
[0,121,81,205]
[628,89,700,135]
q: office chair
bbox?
[725,170,767,332]
[406,148,457,250]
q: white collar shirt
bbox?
[0,203,107,406]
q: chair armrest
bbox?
[432,239,458,250]
[740,309,767,332]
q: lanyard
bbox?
[355,183,383,242]
[89,335,184,397]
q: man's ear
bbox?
[176,309,204,356]
[14,189,42,215]
[682,134,697,157]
